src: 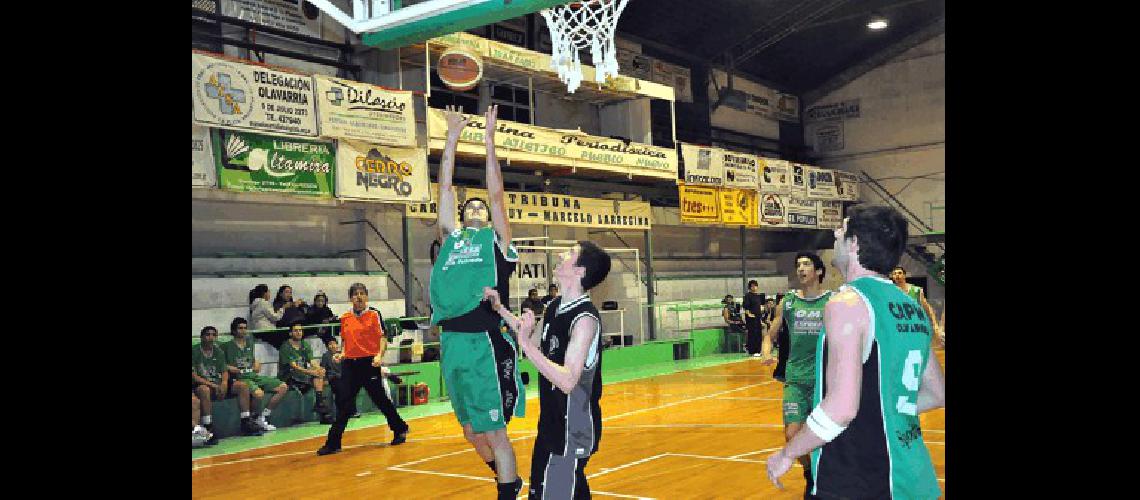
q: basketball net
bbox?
[540,0,630,94]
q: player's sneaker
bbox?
[241,418,265,436]
[255,415,276,431]
[193,426,213,447]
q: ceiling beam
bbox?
[802,16,944,106]
[615,31,791,93]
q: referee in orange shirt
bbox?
[317,282,409,455]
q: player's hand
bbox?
[766,449,793,489]
[333,353,343,363]
[483,287,502,309]
[484,105,498,143]
[444,105,469,136]
[217,382,228,396]
[372,355,383,368]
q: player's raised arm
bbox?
[482,104,512,243]
[438,105,468,240]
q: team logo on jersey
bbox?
[547,335,560,355]
[489,409,500,422]
[501,357,514,379]
[795,309,822,319]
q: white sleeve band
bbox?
[806,406,846,442]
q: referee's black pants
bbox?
[324,356,408,449]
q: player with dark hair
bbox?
[193,326,263,440]
[760,251,831,495]
[889,266,941,342]
[766,205,944,499]
[222,317,288,432]
[430,104,526,499]
[487,240,612,499]
[279,321,331,423]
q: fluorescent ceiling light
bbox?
[867,16,888,30]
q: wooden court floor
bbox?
[193,350,945,499]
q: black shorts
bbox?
[286,377,314,394]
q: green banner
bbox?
[213,129,335,197]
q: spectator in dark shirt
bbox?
[274,285,308,329]
[306,291,338,344]
[742,280,765,356]
[539,283,559,309]
[520,288,544,316]
[722,294,746,334]
[320,337,360,419]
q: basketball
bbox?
[437,48,483,91]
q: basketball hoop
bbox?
[540,0,630,94]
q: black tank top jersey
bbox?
[537,293,603,458]
[814,341,892,498]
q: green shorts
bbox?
[782,381,814,425]
[238,373,285,393]
[441,329,525,433]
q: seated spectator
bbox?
[540,283,559,309]
[320,337,360,419]
[249,284,290,348]
[193,326,263,439]
[721,294,746,334]
[192,392,213,447]
[223,317,288,432]
[279,321,331,423]
[305,291,338,344]
[520,288,543,315]
[274,285,309,328]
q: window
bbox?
[489,82,532,124]
[428,71,480,113]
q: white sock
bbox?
[262,408,272,417]
[202,415,212,425]
[240,411,250,418]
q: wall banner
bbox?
[806,166,838,200]
[722,151,759,189]
[774,92,800,122]
[789,163,809,198]
[835,170,860,201]
[720,188,759,226]
[678,184,721,223]
[786,196,819,229]
[818,200,844,230]
[336,141,431,203]
[314,75,416,146]
[805,99,860,122]
[760,193,788,227]
[426,108,677,178]
[213,129,334,197]
[760,158,791,195]
[407,184,652,230]
[193,124,217,188]
[192,51,318,136]
[680,143,725,187]
[814,120,845,153]
[220,0,321,37]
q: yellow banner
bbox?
[719,188,759,226]
[407,183,652,230]
[314,75,416,146]
[487,41,550,73]
[428,32,489,56]
[426,108,677,178]
[679,184,720,223]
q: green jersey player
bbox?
[761,251,831,495]
[766,205,945,500]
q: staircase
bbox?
[859,172,945,285]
